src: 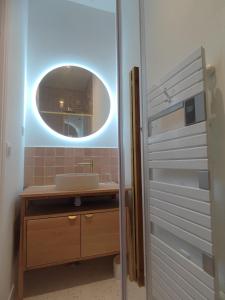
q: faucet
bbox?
[76,159,94,173]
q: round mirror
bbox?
[36,66,111,138]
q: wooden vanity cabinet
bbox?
[26,211,120,268]
[17,183,120,300]
[81,211,120,257]
[27,215,81,268]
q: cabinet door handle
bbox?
[85,214,94,219]
[68,215,77,220]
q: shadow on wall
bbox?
[207,72,225,295]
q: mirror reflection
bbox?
[36,66,111,138]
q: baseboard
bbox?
[8,285,15,300]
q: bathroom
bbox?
[1,0,146,299]
[0,0,225,300]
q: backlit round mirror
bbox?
[36,66,111,138]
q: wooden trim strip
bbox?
[130,67,145,286]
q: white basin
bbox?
[55,173,99,191]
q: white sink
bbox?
[55,173,99,191]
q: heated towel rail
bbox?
[147,47,215,300]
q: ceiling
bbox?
[67,0,116,13]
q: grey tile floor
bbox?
[24,256,146,300]
[24,257,121,300]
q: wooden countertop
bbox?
[21,182,121,199]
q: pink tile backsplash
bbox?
[24,147,119,188]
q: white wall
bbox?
[0,0,27,299]
[144,0,225,297]
[145,0,225,91]
[25,0,117,148]
[121,0,141,185]
[67,0,116,13]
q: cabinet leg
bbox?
[17,201,26,300]
[17,268,24,300]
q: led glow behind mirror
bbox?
[34,65,112,140]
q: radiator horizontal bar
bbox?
[150,82,204,117]
[152,244,214,299]
[149,146,207,161]
[149,133,207,152]
[149,159,208,170]
[151,206,212,242]
[151,235,215,289]
[150,197,211,228]
[150,189,210,214]
[150,180,209,202]
[152,254,207,300]
[150,57,203,102]
[148,122,206,145]
[151,215,213,254]
[150,70,204,110]
[152,261,192,300]
[149,48,203,98]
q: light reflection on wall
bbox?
[25,0,117,148]
[32,63,115,142]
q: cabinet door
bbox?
[27,215,80,268]
[81,211,120,257]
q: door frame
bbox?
[138,0,152,299]
[116,0,151,299]
[116,1,128,300]
[139,0,153,300]
[0,0,8,205]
